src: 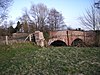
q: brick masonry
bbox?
[48,30,96,46]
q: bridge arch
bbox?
[71,38,85,47]
[50,40,67,46]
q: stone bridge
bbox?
[18,30,96,47]
[48,30,96,46]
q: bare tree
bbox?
[79,6,100,30]
[20,8,30,22]
[0,0,13,23]
[30,3,49,31]
[20,3,65,32]
[47,8,65,31]
[79,2,100,46]
[19,8,30,33]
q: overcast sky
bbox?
[9,0,94,29]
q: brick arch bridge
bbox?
[48,30,96,46]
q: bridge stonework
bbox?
[48,30,96,46]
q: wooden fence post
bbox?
[29,34,32,41]
[6,36,8,45]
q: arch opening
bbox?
[50,40,67,47]
[71,38,85,47]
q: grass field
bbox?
[0,42,100,75]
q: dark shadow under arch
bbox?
[71,38,85,47]
[50,40,67,47]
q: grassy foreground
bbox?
[0,43,100,75]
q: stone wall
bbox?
[13,33,28,39]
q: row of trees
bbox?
[17,3,66,33]
[0,2,67,36]
[12,1,100,33]
[0,0,100,36]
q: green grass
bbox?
[0,43,100,75]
